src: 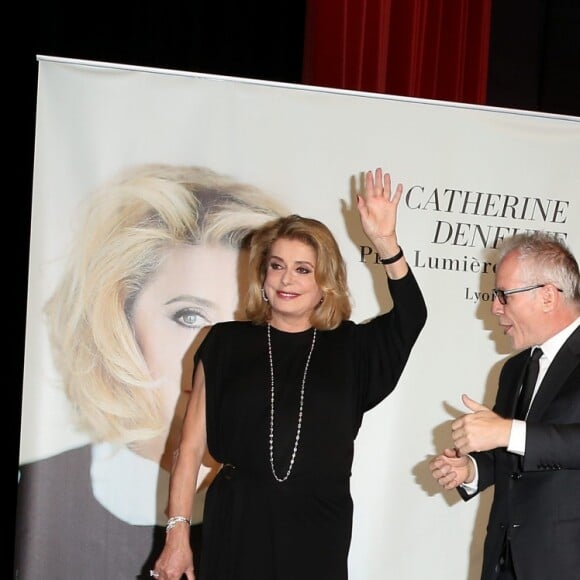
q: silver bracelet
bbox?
[166,515,191,532]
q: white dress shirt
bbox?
[462,316,580,494]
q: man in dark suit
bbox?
[430,231,580,580]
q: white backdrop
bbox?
[21,56,580,579]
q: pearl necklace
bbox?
[267,323,317,482]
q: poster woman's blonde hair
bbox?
[44,164,286,444]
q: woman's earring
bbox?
[261,287,269,302]
[319,295,325,304]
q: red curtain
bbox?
[302,0,492,105]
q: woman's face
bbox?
[263,237,323,331]
[131,243,246,465]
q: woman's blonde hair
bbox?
[245,214,351,330]
[44,164,286,443]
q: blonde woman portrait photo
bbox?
[14,164,287,579]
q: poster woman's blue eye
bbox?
[172,307,209,329]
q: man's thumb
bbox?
[462,393,485,412]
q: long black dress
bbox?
[194,269,427,580]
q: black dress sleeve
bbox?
[356,267,427,413]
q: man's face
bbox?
[491,252,545,350]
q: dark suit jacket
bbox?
[459,326,580,580]
[14,444,203,580]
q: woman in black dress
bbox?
[152,167,427,580]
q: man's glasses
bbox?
[492,283,563,305]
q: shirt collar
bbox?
[90,442,206,526]
[91,442,170,525]
[536,316,580,364]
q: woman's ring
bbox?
[150,571,159,578]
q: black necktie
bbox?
[514,347,543,420]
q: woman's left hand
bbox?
[357,167,403,248]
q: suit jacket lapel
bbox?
[527,326,580,419]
